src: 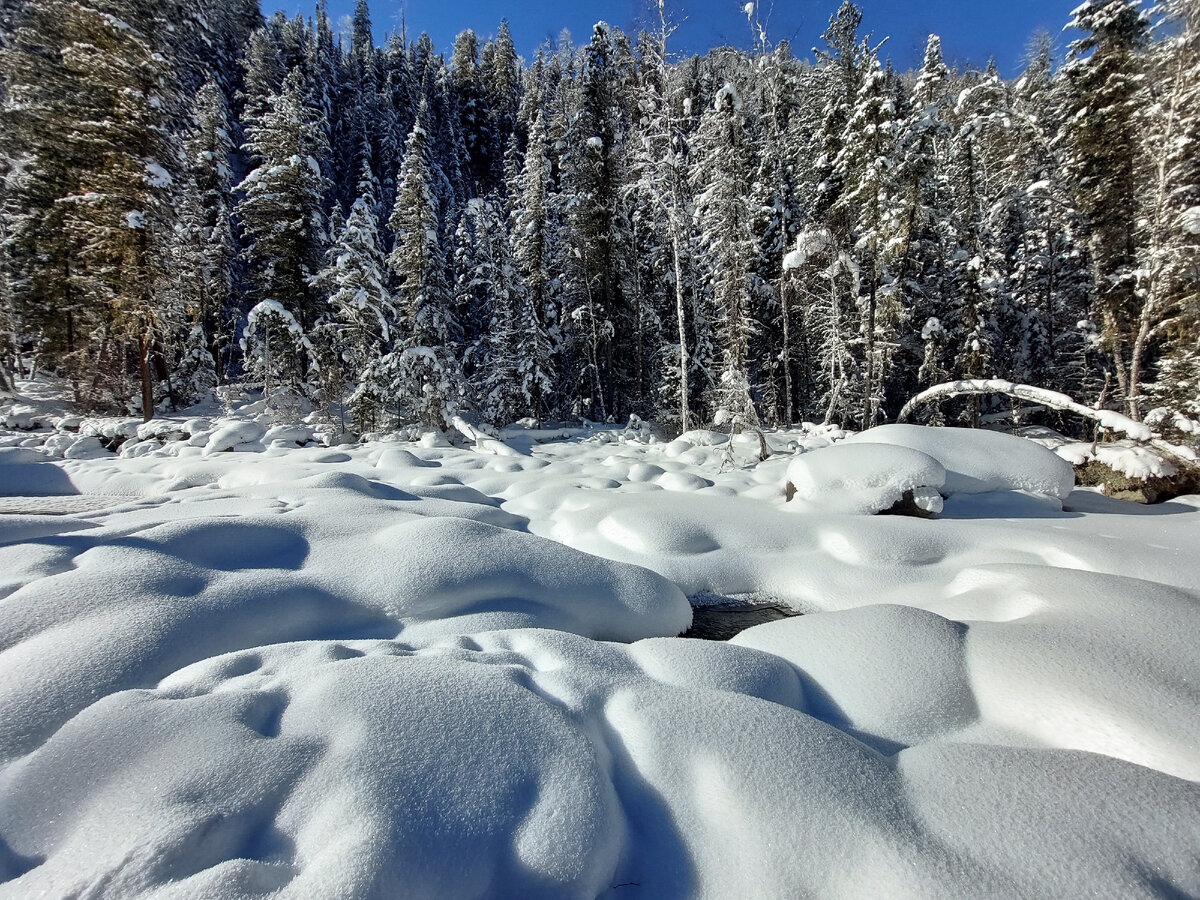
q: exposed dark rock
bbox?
[880,489,939,518]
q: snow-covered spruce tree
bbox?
[943,66,1011,424]
[310,162,395,432]
[240,17,287,134]
[811,0,867,226]
[451,203,490,393]
[451,195,513,409]
[560,22,636,421]
[889,35,954,403]
[508,109,560,418]
[377,34,417,224]
[454,196,548,423]
[237,65,332,396]
[482,20,523,191]
[1059,0,1153,417]
[1003,35,1086,395]
[451,29,494,197]
[624,0,699,432]
[831,49,900,429]
[412,52,470,219]
[385,104,464,429]
[2,0,185,419]
[331,0,383,214]
[693,82,763,433]
[0,1,94,398]
[1144,0,1200,415]
[783,227,861,424]
[155,0,260,102]
[749,40,807,426]
[169,78,238,394]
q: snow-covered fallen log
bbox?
[897,379,1198,470]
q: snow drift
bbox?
[0,420,1198,898]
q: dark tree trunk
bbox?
[139,332,154,422]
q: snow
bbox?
[204,420,267,454]
[1,398,1199,897]
[1183,205,1200,235]
[846,424,1076,500]
[144,161,173,188]
[786,442,946,515]
[1024,426,1181,480]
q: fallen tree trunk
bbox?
[897,379,1198,470]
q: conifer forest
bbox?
[1,0,1198,436]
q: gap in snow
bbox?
[684,591,803,641]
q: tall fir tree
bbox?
[237,65,332,393]
[561,22,635,420]
[385,103,463,428]
[1,0,185,417]
[509,110,562,418]
[1060,0,1152,417]
[832,49,900,427]
[311,161,395,431]
[693,83,762,431]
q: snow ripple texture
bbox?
[0,424,1198,899]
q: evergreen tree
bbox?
[385,104,463,428]
[890,35,953,402]
[832,50,900,427]
[311,162,395,431]
[509,110,561,418]
[1,0,185,417]
[174,79,238,386]
[1144,0,1200,414]
[483,20,523,189]
[237,65,332,392]
[561,22,635,420]
[945,67,1010,422]
[693,83,762,431]
[451,29,492,197]
[1060,0,1152,416]
[626,1,699,431]
[750,41,806,425]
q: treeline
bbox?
[0,0,1197,433]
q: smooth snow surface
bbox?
[1,409,1199,899]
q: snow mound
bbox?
[205,420,267,454]
[846,424,1075,499]
[734,605,975,749]
[2,422,1200,898]
[786,442,946,515]
[4,626,1197,899]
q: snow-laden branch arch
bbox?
[896,379,1198,468]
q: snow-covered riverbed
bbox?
[1,418,1198,897]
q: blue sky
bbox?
[265,0,1082,76]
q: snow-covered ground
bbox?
[1,390,1199,897]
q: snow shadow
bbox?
[1063,491,1200,516]
[0,832,43,883]
[598,713,696,898]
[0,454,78,497]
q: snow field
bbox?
[0,422,1199,897]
